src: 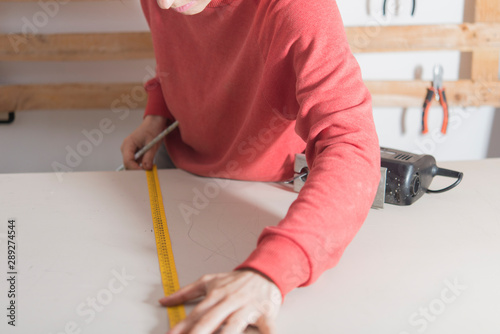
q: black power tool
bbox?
[381,147,463,206]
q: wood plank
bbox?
[1,23,499,61]
[346,23,500,53]
[0,32,154,61]
[366,80,500,107]
[471,0,500,81]
[1,80,499,112]
[0,83,147,112]
[471,50,500,81]
[475,0,500,22]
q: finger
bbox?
[159,279,208,306]
[121,139,141,170]
[218,306,275,334]
[219,312,249,334]
[223,307,275,334]
[170,286,241,334]
[140,142,160,170]
[254,315,276,334]
[168,298,227,334]
[187,297,244,334]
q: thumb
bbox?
[255,316,276,334]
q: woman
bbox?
[121,0,380,332]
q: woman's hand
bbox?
[161,269,282,334]
[120,115,167,170]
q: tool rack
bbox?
[0,0,499,112]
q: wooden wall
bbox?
[0,0,499,112]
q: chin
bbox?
[177,7,206,15]
[173,0,210,15]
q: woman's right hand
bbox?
[120,115,168,170]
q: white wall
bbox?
[0,0,498,174]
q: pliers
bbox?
[422,65,449,134]
[383,0,416,16]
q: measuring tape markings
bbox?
[146,165,186,327]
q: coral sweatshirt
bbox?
[141,0,381,297]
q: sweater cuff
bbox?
[234,234,310,298]
[143,78,172,119]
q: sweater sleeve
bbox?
[143,77,173,120]
[235,0,380,297]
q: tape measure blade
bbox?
[146,166,186,327]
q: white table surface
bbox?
[0,159,499,333]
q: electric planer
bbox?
[292,147,463,208]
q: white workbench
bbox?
[1,159,499,333]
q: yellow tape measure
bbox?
[146,165,186,327]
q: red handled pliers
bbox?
[422,65,449,134]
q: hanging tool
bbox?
[383,0,416,16]
[0,112,15,124]
[422,65,449,134]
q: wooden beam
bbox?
[471,0,500,81]
[1,23,499,61]
[475,0,500,23]
[471,50,500,81]
[1,80,499,112]
[0,32,154,61]
[367,80,500,107]
[347,23,500,53]
[0,83,147,112]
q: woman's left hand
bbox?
[161,269,282,334]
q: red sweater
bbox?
[141,0,380,297]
